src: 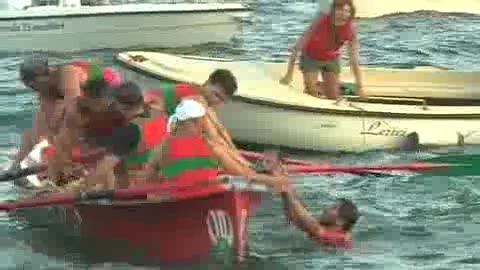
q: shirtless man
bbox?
[13,56,119,170]
[13,56,67,170]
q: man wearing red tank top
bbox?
[280,0,367,100]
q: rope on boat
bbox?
[34,178,86,194]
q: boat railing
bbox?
[26,0,248,8]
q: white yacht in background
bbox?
[0,0,252,52]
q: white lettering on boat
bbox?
[361,120,408,137]
[207,209,233,245]
[0,22,64,33]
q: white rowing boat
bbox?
[114,51,480,152]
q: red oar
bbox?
[286,161,462,174]
[0,179,228,212]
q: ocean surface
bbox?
[1,0,480,269]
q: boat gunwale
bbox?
[0,4,252,21]
[114,55,480,120]
[13,176,269,207]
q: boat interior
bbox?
[338,84,480,107]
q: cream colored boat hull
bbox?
[115,51,480,152]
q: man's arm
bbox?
[85,154,121,190]
[146,139,168,182]
[208,138,287,189]
[59,65,83,98]
[280,189,322,236]
[347,24,366,98]
[203,110,252,168]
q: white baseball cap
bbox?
[167,99,206,132]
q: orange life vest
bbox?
[159,135,219,184]
[308,227,353,248]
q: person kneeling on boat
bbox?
[147,99,288,189]
[279,0,367,100]
[280,182,360,248]
[144,69,252,171]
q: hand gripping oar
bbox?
[0,165,47,182]
[0,177,249,212]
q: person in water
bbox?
[279,0,366,100]
[147,99,288,189]
[256,150,360,248]
[280,182,359,247]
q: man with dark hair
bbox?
[13,55,119,172]
[142,68,250,174]
[261,151,360,248]
[13,55,66,171]
[281,189,359,248]
[204,68,238,104]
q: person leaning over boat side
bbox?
[279,0,367,100]
[46,95,127,188]
[144,69,252,169]
[13,56,120,170]
[146,99,288,190]
[108,81,168,187]
[13,55,66,171]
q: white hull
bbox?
[355,0,480,18]
[114,51,480,153]
[0,3,250,52]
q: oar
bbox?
[0,177,235,212]
[417,154,480,176]
[0,165,47,182]
[286,161,466,174]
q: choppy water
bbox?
[1,0,480,269]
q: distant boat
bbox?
[355,0,480,18]
[0,0,252,52]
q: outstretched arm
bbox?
[348,24,366,98]
[280,188,322,236]
[207,137,287,188]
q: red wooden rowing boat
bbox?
[11,177,268,265]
